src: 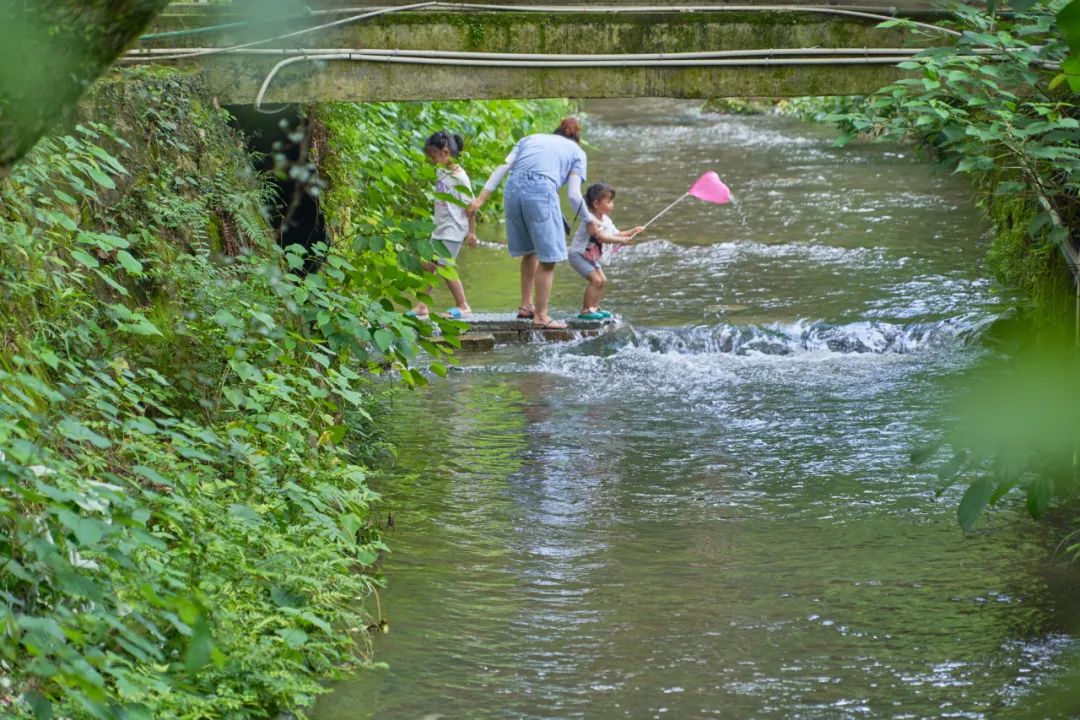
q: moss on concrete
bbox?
[142,6,922,102]
[146,8,918,52]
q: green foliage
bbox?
[700,97,778,116]
[0,70,391,719]
[983,191,1075,320]
[318,100,568,234]
[830,1,1077,315]
[0,68,575,717]
[0,0,171,170]
[1055,0,1080,89]
[775,95,869,123]
[913,349,1080,532]
[821,2,1080,529]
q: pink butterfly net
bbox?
[687,171,732,205]
[612,171,733,255]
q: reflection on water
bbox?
[313,100,1079,719]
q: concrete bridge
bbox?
[129,1,955,103]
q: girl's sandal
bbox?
[516,307,535,319]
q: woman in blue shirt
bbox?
[467,117,599,330]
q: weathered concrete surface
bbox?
[138,5,934,101]
[193,58,906,103]
[459,333,497,350]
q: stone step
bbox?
[443,312,621,345]
[459,333,496,351]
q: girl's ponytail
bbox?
[425,130,464,158]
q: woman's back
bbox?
[510,133,588,187]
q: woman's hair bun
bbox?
[554,117,581,143]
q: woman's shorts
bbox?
[568,251,601,278]
[505,176,567,264]
[432,238,463,267]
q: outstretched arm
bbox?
[466,212,478,246]
[466,146,519,217]
[594,225,646,245]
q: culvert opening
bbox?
[226,104,326,266]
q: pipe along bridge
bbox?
[129,1,957,104]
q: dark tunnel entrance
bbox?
[226,104,327,261]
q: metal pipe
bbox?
[126,46,932,60]
[125,44,1057,70]
[251,52,916,68]
[302,3,986,18]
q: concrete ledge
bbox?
[195,57,907,103]
[138,7,928,101]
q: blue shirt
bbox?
[508,134,587,187]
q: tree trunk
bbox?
[0,0,171,172]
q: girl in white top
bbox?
[412,131,478,320]
[567,183,645,320]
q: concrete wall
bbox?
[142,6,934,102]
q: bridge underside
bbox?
[136,4,934,102]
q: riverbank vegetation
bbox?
[829,0,1078,322]
[0,64,566,719]
[703,1,1080,533]
[810,1,1080,532]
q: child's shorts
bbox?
[568,250,601,278]
[433,238,464,267]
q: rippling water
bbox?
[313,100,1080,719]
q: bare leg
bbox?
[519,254,538,313]
[534,260,565,327]
[582,269,606,312]
[446,279,470,312]
[411,290,431,317]
[412,261,439,316]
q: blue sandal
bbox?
[577,311,606,320]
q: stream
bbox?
[313,99,1080,719]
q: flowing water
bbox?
[313,100,1080,719]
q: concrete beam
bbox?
[193,57,907,102]
[138,6,933,101]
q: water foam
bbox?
[624,315,992,357]
[613,239,888,267]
